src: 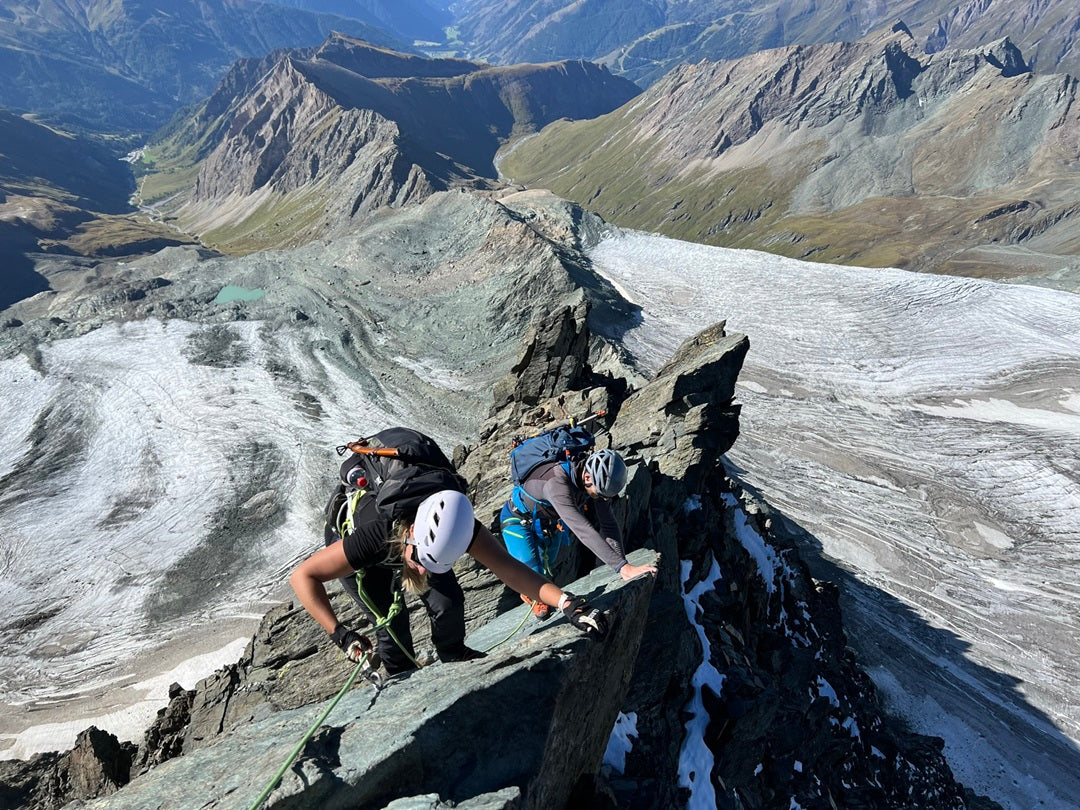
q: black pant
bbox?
[336,563,469,675]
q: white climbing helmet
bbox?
[584,448,628,498]
[410,490,475,573]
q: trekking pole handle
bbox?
[575,410,607,428]
[526,409,608,438]
[346,443,400,457]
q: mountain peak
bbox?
[892,19,915,40]
[499,31,1078,279]
[976,36,1031,77]
[149,37,640,253]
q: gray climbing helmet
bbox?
[583,449,628,498]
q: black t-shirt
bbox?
[340,493,397,570]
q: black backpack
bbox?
[334,427,465,522]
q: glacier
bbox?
[589,231,1080,808]
[0,319,436,758]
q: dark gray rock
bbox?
[611,319,745,486]
[175,593,377,758]
[489,300,591,414]
[131,684,194,775]
[0,727,133,810]
[381,789,520,809]
[71,550,657,810]
[0,752,58,810]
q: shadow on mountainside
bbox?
[0,250,48,312]
[723,469,1080,808]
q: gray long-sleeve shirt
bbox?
[519,461,628,572]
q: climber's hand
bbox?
[620,562,657,581]
[560,593,608,641]
[330,623,373,663]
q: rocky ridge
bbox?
[0,0,416,134]
[452,0,1079,86]
[500,26,1080,287]
[144,34,641,254]
[2,203,997,806]
[0,189,614,447]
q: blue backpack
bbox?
[506,425,596,563]
[509,424,596,487]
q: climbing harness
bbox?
[353,566,420,670]
[503,500,571,578]
[354,564,529,659]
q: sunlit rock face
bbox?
[500,29,1080,287]
[588,228,1080,808]
[160,34,640,252]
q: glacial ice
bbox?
[589,230,1080,808]
[0,319,407,757]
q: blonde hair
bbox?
[390,519,430,594]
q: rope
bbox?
[354,568,421,670]
[481,606,531,652]
[249,564,542,808]
[249,559,414,807]
[246,654,371,810]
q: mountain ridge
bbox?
[142,35,641,254]
[453,0,1079,86]
[499,27,1080,285]
[0,0,411,134]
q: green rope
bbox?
[246,655,371,810]
[249,568,540,808]
[481,606,531,653]
[354,568,421,670]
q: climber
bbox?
[499,447,657,620]
[290,429,608,677]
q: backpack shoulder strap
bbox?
[511,484,546,514]
[327,483,370,541]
